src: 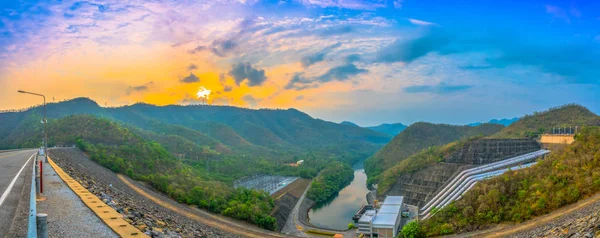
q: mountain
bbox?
[364,122,504,183]
[366,123,408,136]
[468,117,519,127]
[493,104,600,138]
[340,121,359,127]
[0,97,391,166]
[422,126,600,236]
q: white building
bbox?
[357,196,404,238]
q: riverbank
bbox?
[307,162,371,231]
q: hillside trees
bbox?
[307,161,354,203]
[422,126,600,236]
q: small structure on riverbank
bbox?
[353,204,374,222]
[356,196,404,238]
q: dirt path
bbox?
[117,174,289,238]
[452,191,600,237]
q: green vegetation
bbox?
[401,221,425,238]
[307,161,354,203]
[348,223,356,229]
[0,98,390,230]
[33,115,278,230]
[365,123,503,186]
[422,126,600,236]
[493,104,600,138]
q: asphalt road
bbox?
[0,149,37,237]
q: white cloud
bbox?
[295,0,386,10]
[408,18,436,26]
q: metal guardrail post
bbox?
[35,157,40,198]
[36,213,48,238]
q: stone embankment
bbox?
[509,200,600,238]
[49,148,238,238]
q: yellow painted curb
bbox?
[47,156,149,238]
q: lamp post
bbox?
[18,90,47,157]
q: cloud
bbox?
[458,65,493,70]
[228,62,267,86]
[546,5,570,23]
[285,63,368,90]
[404,83,472,94]
[296,95,304,100]
[180,73,200,83]
[188,18,257,57]
[187,64,198,71]
[300,42,342,67]
[376,28,450,64]
[345,54,361,63]
[126,81,153,95]
[408,18,436,26]
[320,25,354,36]
[318,63,368,82]
[485,44,600,84]
[242,94,259,107]
[393,0,402,9]
[296,0,386,10]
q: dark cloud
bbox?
[317,63,368,82]
[188,18,259,57]
[188,39,238,56]
[484,44,600,84]
[376,27,450,64]
[301,42,342,68]
[458,65,493,70]
[187,64,198,71]
[180,73,200,83]
[126,81,153,95]
[285,63,368,90]
[295,95,304,100]
[228,62,267,87]
[242,95,259,107]
[320,25,354,36]
[345,54,361,64]
[375,26,600,84]
[404,83,472,94]
[224,86,233,92]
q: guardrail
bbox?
[27,153,38,238]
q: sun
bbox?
[197,86,211,99]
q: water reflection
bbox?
[308,162,369,230]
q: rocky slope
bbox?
[49,148,238,238]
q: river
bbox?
[308,161,370,230]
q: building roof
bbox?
[372,213,398,227]
[378,204,401,214]
[383,196,404,205]
[358,210,377,223]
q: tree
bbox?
[402,221,425,238]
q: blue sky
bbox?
[0,0,598,126]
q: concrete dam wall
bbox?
[386,139,541,208]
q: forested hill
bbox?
[364,122,504,183]
[493,104,600,138]
[0,97,391,165]
[366,123,408,136]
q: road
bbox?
[0,149,37,237]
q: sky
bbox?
[0,0,599,126]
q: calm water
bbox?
[308,162,369,230]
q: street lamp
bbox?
[18,90,47,157]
